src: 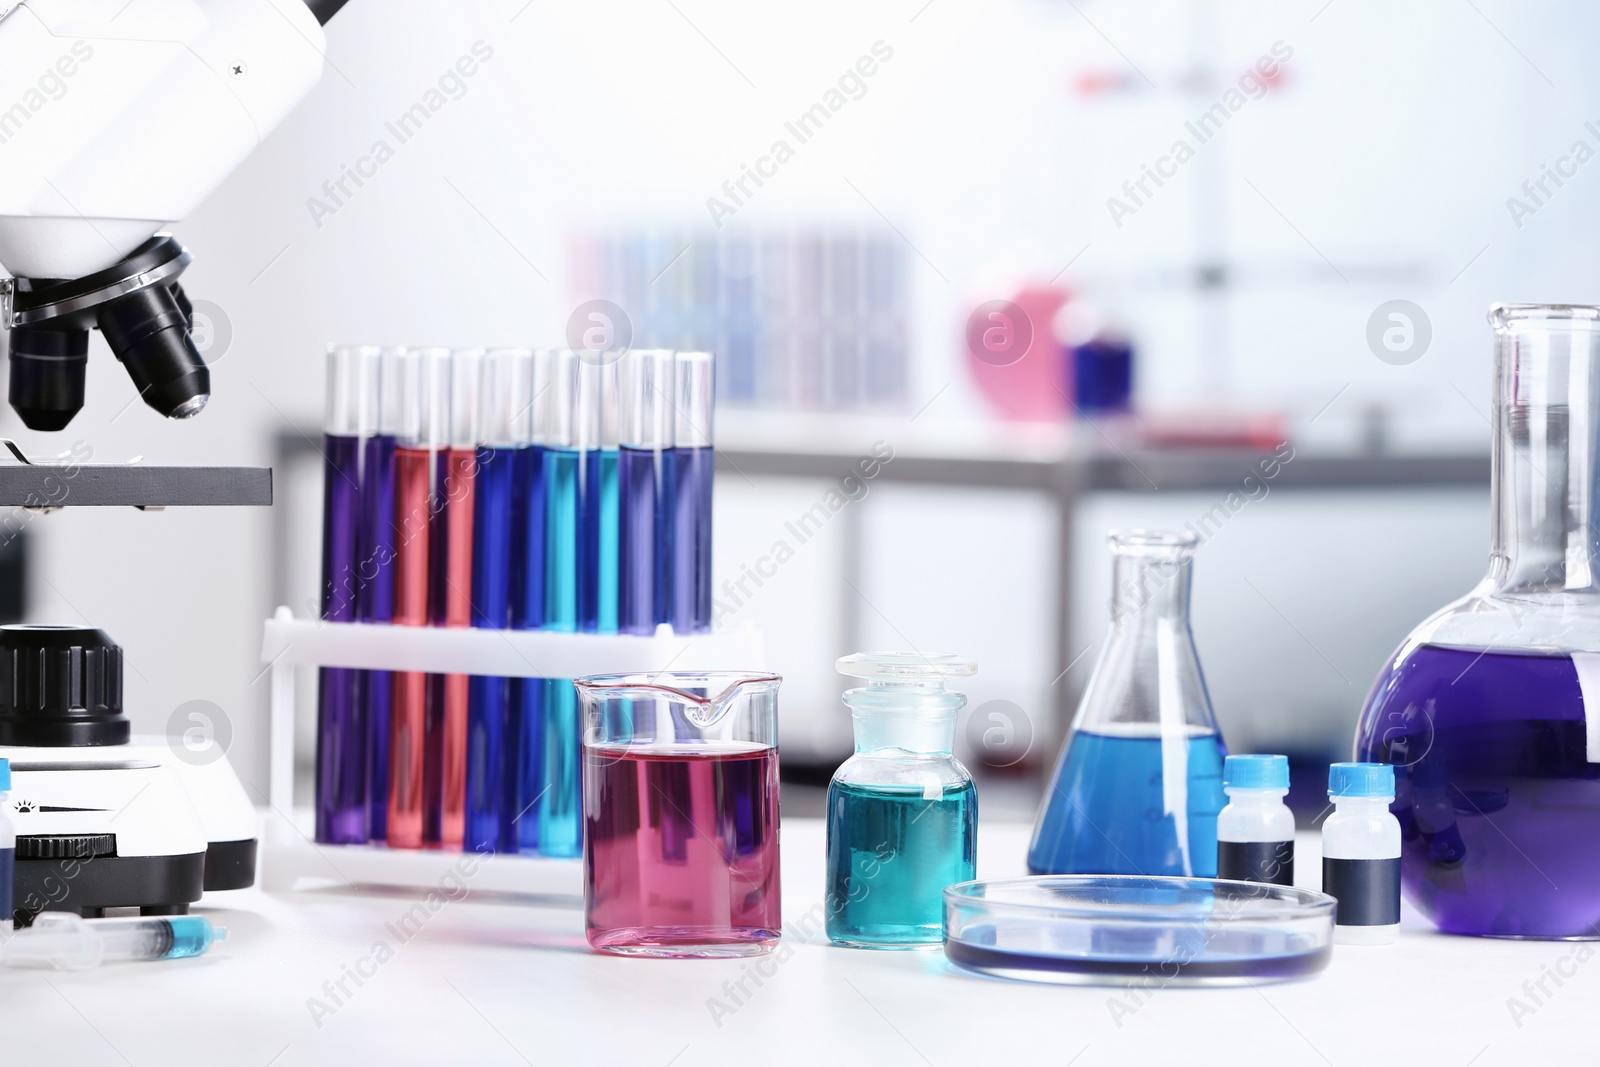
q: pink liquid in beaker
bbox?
[585,742,781,956]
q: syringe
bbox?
[1,912,226,969]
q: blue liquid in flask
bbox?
[1028,725,1226,877]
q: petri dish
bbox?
[944,875,1336,987]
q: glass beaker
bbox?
[1029,530,1227,877]
[575,671,782,957]
[1354,304,1600,938]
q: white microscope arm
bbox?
[0,0,330,281]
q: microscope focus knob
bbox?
[0,625,127,747]
[15,834,117,860]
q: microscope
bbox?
[0,0,342,921]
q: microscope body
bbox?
[0,0,326,428]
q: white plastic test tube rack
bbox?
[259,606,767,899]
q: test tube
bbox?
[617,349,672,635]
[540,350,582,857]
[426,347,482,849]
[510,349,552,853]
[358,346,405,843]
[466,348,533,853]
[667,351,714,634]
[577,354,620,634]
[387,347,448,849]
[317,344,379,845]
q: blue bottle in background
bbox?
[1071,333,1134,415]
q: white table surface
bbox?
[2,816,1593,1066]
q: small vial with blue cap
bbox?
[0,758,12,933]
[1322,762,1401,945]
[1217,754,1294,886]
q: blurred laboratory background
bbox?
[4,0,1597,817]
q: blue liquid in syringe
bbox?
[162,915,218,959]
[1028,728,1226,877]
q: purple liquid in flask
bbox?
[1355,303,1600,938]
[1358,645,1600,937]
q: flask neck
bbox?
[1111,550,1193,625]
[1489,311,1600,596]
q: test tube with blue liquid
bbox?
[618,349,672,635]
[358,346,405,843]
[539,350,582,856]
[466,348,533,853]
[668,351,713,634]
[577,354,619,634]
[509,349,552,852]
[317,344,379,844]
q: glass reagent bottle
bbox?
[1217,754,1294,887]
[826,652,978,948]
[1322,762,1401,946]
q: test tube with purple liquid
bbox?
[316,344,379,844]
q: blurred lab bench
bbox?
[711,413,1488,752]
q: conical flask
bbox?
[1028,530,1227,876]
[1354,303,1600,938]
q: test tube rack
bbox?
[259,606,766,899]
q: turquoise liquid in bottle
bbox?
[825,652,980,949]
[826,779,976,946]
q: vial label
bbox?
[1217,840,1294,886]
[1323,856,1401,926]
